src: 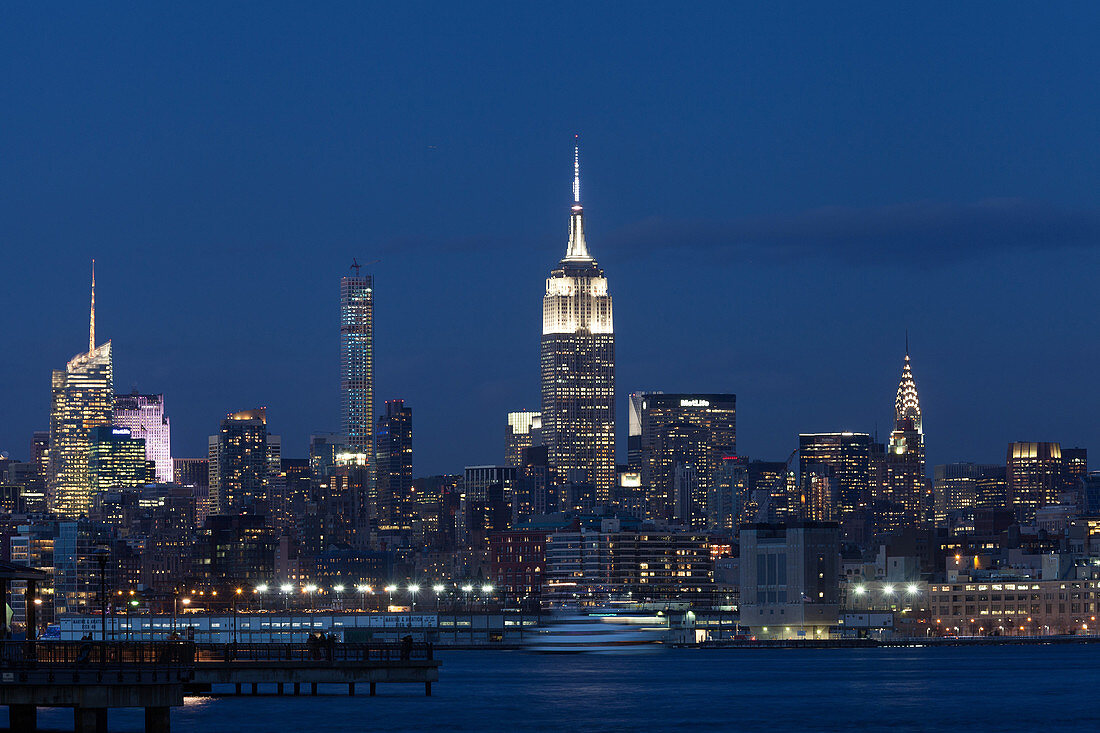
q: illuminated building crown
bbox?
[895,352,921,433]
[563,137,592,262]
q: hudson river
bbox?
[14,645,1100,731]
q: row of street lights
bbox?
[176,582,498,612]
[852,583,922,596]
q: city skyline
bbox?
[4,6,1100,473]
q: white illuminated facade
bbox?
[505,410,542,467]
[113,392,172,482]
[540,143,616,501]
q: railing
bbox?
[0,640,196,669]
[194,641,434,663]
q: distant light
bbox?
[304,585,317,593]
[461,584,474,593]
[882,585,895,595]
[384,585,398,593]
[433,584,445,593]
[235,588,243,595]
[181,598,191,605]
[408,584,420,594]
[481,584,493,593]
[33,598,42,606]
[256,584,268,593]
[853,586,866,595]
[333,585,345,593]
[906,584,920,595]
[356,585,371,593]
[280,584,292,593]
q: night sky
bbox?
[3,4,1099,474]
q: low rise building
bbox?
[738,522,840,639]
[929,575,1099,636]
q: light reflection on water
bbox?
[11,645,1100,732]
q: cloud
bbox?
[603,199,1100,265]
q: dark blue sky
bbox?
[3,4,1099,474]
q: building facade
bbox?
[881,352,927,530]
[208,409,275,516]
[798,433,872,527]
[340,263,375,460]
[88,426,147,491]
[628,392,737,524]
[1007,442,1063,521]
[929,576,1098,636]
[540,144,616,501]
[49,266,114,517]
[505,411,542,468]
[739,522,841,638]
[933,463,1004,525]
[543,522,715,604]
[112,392,172,482]
[375,399,413,529]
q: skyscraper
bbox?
[88,426,148,491]
[798,432,872,526]
[208,408,276,516]
[505,411,541,467]
[49,263,114,517]
[628,392,737,521]
[1006,441,1062,521]
[881,350,927,530]
[540,142,615,501]
[112,392,172,482]
[340,262,374,462]
[932,463,1003,525]
[375,399,413,528]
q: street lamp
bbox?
[333,585,344,611]
[385,584,397,609]
[482,584,493,609]
[461,584,473,611]
[304,585,318,613]
[355,585,372,611]
[281,583,292,611]
[433,584,445,611]
[408,584,420,609]
[255,584,268,613]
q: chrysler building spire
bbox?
[895,351,921,433]
[564,136,591,262]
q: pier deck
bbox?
[0,640,440,732]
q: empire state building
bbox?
[540,143,615,501]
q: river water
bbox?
[12,645,1100,731]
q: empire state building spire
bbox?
[564,136,591,262]
[895,350,921,433]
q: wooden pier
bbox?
[0,640,440,732]
[0,640,192,733]
[190,641,440,697]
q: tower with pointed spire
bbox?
[881,345,926,530]
[540,139,616,501]
[48,262,115,517]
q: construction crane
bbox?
[350,258,381,276]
